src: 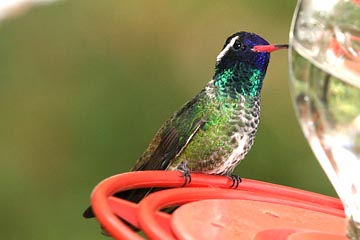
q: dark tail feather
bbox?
[83,206,95,218]
[82,187,154,218]
[82,188,162,234]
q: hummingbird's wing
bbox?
[132,93,207,171]
[133,125,181,171]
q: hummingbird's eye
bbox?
[233,40,245,51]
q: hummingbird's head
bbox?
[214,32,287,98]
[215,31,287,73]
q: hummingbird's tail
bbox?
[83,187,155,217]
[82,187,158,233]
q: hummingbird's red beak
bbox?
[251,44,289,53]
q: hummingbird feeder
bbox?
[89,171,347,240]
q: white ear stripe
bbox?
[216,36,239,63]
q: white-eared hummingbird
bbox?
[83,31,288,223]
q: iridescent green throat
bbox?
[214,63,265,99]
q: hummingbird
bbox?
[83,31,288,219]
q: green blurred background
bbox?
[0,1,337,239]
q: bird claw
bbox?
[228,174,242,188]
[177,160,192,187]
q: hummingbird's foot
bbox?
[177,160,192,187]
[227,174,242,188]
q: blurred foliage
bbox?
[0,1,337,239]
